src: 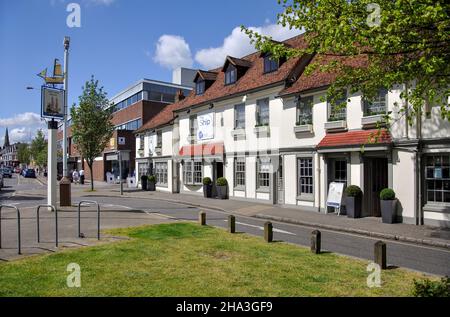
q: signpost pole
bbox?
[119,151,123,195]
[48,119,58,208]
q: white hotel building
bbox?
[135,35,450,228]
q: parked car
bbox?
[14,167,21,174]
[1,167,12,178]
[23,169,36,178]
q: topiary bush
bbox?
[148,175,156,183]
[203,177,212,186]
[345,185,362,197]
[412,277,450,297]
[216,177,228,186]
[380,188,396,200]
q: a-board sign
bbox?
[326,182,345,208]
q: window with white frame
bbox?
[296,96,313,125]
[256,98,270,126]
[234,103,245,129]
[225,65,237,85]
[234,158,246,188]
[184,161,202,185]
[425,154,450,203]
[154,162,168,186]
[328,91,347,121]
[298,158,314,196]
[363,88,388,116]
[156,130,162,148]
[257,157,271,189]
[139,135,144,150]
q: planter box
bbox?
[231,128,246,139]
[346,196,362,218]
[148,181,156,192]
[294,124,313,134]
[361,114,386,128]
[324,120,347,131]
[381,199,397,224]
[203,184,213,198]
[216,185,228,199]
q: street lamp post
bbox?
[59,36,72,207]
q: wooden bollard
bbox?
[264,222,273,243]
[199,211,206,226]
[374,241,387,270]
[228,215,236,233]
[311,230,321,254]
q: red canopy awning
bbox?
[317,129,392,149]
[179,142,225,158]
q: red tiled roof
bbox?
[280,54,368,96]
[317,129,391,149]
[136,34,308,133]
[179,142,224,157]
[194,70,218,82]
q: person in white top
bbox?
[72,170,80,184]
[79,169,85,185]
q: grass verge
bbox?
[0,222,432,296]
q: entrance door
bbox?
[364,158,388,217]
[276,157,284,204]
[213,162,224,198]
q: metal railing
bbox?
[0,204,21,254]
[77,201,101,240]
[36,205,58,247]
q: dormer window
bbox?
[196,80,205,95]
[225,65,237,85]
[264,56,279,73]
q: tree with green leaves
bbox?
[30,130,47,169]
[70,76,114,191]
[17,143,31,166]
[243,0,450,126]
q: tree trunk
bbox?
[88,161,94,191]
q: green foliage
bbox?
[413,277,450,297]
[148,175,156,183]
[216,177,228,186]
[345,185,362,197]
[17,143,30,165]
[30,130,47,168]
[70,76,114,190]
[243,0,450,125]
[380,188,396,200]
[203,177,212,185]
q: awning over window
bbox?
[317,129,392,150]
[179,142,224,158]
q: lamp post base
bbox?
[59,177,72,207]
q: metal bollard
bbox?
[78,201,101,240]
[228,215,236,233]
[311,230,321,254]
[374,241,387,270]
[264,221,273,243]
[36,205,58,247]
[199,211,206,226]
[0,205,21,254]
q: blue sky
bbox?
[0,0,300,143]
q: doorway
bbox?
[212,161,224,198]
[276,157,284,204]
[364,157,388,217]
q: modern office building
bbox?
[134,34,450,228]
[57,78,192,182]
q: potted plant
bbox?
[203,177,213,198]
[216,177,228,199]
[148,175,156,191]
[345,185,363,218]
[380,188,397,224]
[140,175,148,191]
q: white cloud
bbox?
[195,23,301,70]
[0,112,47,144]
[153,35,194,70]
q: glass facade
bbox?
[116,119,142,131]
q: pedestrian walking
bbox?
[79,168,85,185]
